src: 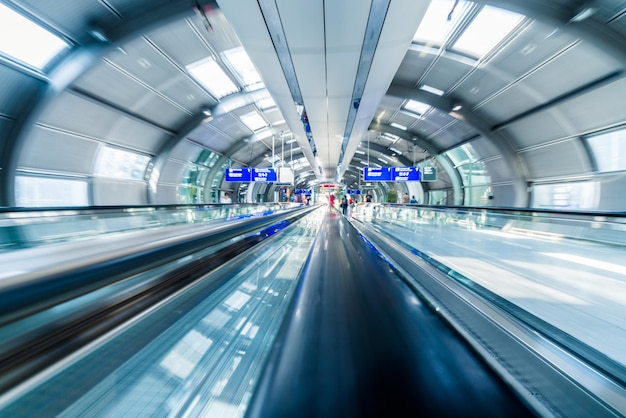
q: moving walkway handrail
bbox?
[246,214,536,418]
[0,205,315,323]
[349,217,626,417]
[0,205,317,395]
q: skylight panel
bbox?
[0,3,69,69]
[240,111,267,131]
[187,57,238,99]
[254,128,273,139]
[452,6,524,58]
[404,99,430,115]
[222,46,262,87]
[413,0,468,45]
[257,97,276,110]
[95,146,150,180]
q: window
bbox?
[240,111,268,131]
[187,57,238,98]
[587,128,626,172]
[0,3,69,69]
[403,99,430,116]
[222,47,262,87]
[16,176,88,207]
[413,0,469,46]
[532,182,598,210]
[452,6,524,58]
[94,146,150,180]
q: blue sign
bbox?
[251,168,277,182]
[346,189,361,195]
[392,167,420,181]
[363,167,391,181]
[224,168,251,182]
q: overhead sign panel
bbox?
[392,167,420,181]
[421,166,437,181]
[251,168,277,182]
[363,167,391,181]
[224,168,251,182]
[364,167,420,181]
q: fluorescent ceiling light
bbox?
[381,132,399,140]
[390,122,407,131]
[355,150,366,155]
[222,47,262,87]
[389,147,402,155]
[240,111,267,131]
[0,3,69,69]
[452,6,524,57]
[378,158,388,163]
[404,99,430,115]
[413,0,468,45]
[420,84,445,96]
[187,57,238,99]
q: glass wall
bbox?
[444,143,491,206]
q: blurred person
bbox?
[220,192,232,204]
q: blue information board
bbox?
[363,167,391,181]
[346,189,361,195]
[392,167,420,181]
[251,168,277,182]
[224,168,251,182]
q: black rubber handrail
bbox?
[0,206,316,394]
[0,205,316,324]
[245,213,534,418]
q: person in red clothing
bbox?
[329,193,335,212]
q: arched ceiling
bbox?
[0,0,624,207]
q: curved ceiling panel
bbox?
[0,0,623,208]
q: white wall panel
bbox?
[153,184,180,204]
[18,125,99,174]
[168,140,203,162]
[503,110,575,149]
[92,178,148,205]
[522,138,591,179]
[484,157,511,183]
[561,78,626,133]
[159,159,187,183]
[597,175,626,211]
[37,91,171,154]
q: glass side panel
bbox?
[0,203,299,250]
[352,205,626,372]
[0,208,325,417]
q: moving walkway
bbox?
[0,204,624,416]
